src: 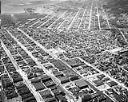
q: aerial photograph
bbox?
[0,0,128,102]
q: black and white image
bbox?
[0,0,128,102]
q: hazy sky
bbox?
[1,0,40,14]
[1,0,67,14]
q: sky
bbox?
[1,0,67,14]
